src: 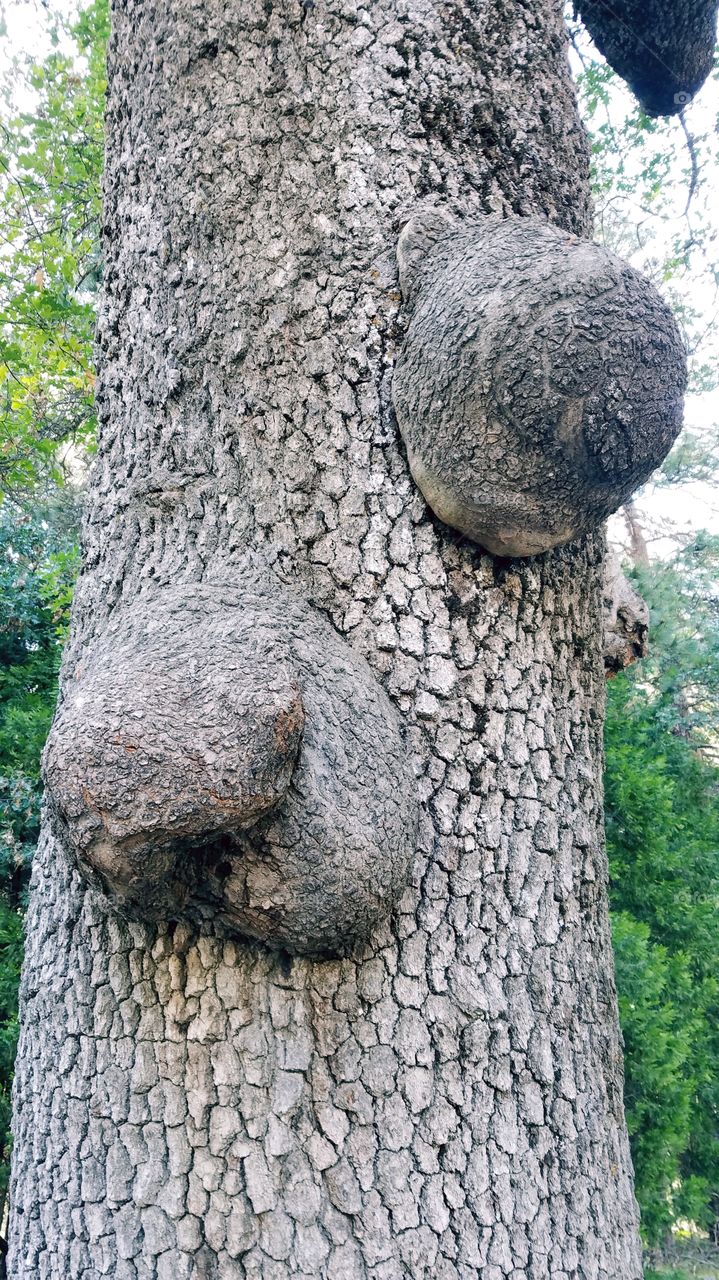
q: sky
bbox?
[2,0,718,560]
[1,0,80,82]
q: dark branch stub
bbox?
[576,0,719,116]
[393,212,686,558]
[43,558,418,956]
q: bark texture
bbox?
[11,0,643,1276]
[393,211,685,556]
[577,0,719,116]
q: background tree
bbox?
[0,0,106,496]
[0,0,106,1229]
[605,547,719,1249]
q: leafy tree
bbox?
[605,547,719,1244]
[0,0,107,496]
[612,911,699,1243]
[0,495,79,897]
[0,493,78,1210]
[0,0,107,1225]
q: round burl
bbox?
[393,212,686,558]
[43,558,417,955]
[577,0,719,117]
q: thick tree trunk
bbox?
[10,0,642,1276]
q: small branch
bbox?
[679,110,700,218]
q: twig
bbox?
[679,110,700,218]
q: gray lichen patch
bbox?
[576,0,719,117]
[43,558,418,955]
[393,212,687,558]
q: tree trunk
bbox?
[9,0,642,1276]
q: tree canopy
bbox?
[0,0,106,497]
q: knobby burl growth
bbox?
[44,207,685,955]
[576,0,719,116]
[43,557,417,955]
[393,212,686,558]
[38,1,698,964]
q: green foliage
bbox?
[0,0,108,497]
[644,1272,693,1280]
[0,495,78,897]
[634,537,719,748]
[612,910,704,1240]
[0,895,21,1199]
[0,492,79,1199]
[656,433,719,490]
[0,0,106,1211]
[605,548,719,1244]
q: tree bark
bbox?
[10,0,642,1276]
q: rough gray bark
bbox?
[576,0,719,116]
[10,0,645,1276]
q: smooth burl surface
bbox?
[10,0,644,1276]
[393,212,686,558]
[43,558,417,955]
[577,0,719,116]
